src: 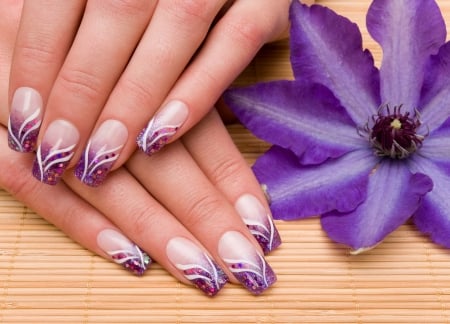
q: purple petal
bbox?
[367,0,446,111]
[321,160,433,250]
[253,146,377,220]
[419,118,450,164]
[408,155,450,248]
[224,81,365,165]
[289,2,380,125]
[419,42,450,132]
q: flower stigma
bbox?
[361,105,426,159]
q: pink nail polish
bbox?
[8,87,43,152]
[218,231,277,295]
[97,229,151,276]
[75,120,128,187]
[32,119,79,185]
[166,237,228,297]
[137,100,189,155]
[235,194,281,254]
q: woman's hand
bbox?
[1,0,282,296]
[8,0,293,186]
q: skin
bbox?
[8,0,300,185]
[1,0,324,295]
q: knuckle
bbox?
[182,194,223,229]
[0,163,37,201]
[116,76,156,108]
[57,68,103,104]
[163,0,215,26]
[209,157,247,186]
[104,0,153,16]
[16,41,58,65]
[224,17,267,49]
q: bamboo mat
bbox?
[2,1,450,323]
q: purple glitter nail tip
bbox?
[8,114,40,153]
[181,255,228,297]
[136,119,180,156]
[111,246,152,276]
[32,144,75,185]
[227,253,277,295]
[246,217,282,255]
[75,145,120,187]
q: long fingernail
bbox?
[32,119,79,185]
[136,100,188,155]
[166,237,228,297]
[75,120,128,187]
[235,194,281,254]
[8,87,43,152]
[97,229,151,276]
[218,231,277,295]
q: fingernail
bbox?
[235,194,281,254]
[75,120,128,187]
[166,237,228,297]
[8,87,43,152]
[32,119,79,185]
[97,229,151,276]
[218,231,277,295]
[136,100,188,155]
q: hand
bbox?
[8,0,293,187]
[1,1,281,296]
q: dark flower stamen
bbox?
[364,105,425,159]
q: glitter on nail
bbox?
[75,141,123,187]
[136,118,181,156]
[8,108,41,152]
[32,142,76,185]
[108,244,151,276]
[223,252,277,295]
[175,252,228,297]
[245,214,282,254]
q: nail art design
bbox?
[75,120,127,187]
[219,231,276,295]
[32,120,79,185]
[97,229,151,276]
[235,194,281,254]
[137,100,189,155]
[167,237,228,296]
[8,87,43,152]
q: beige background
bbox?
[1,1,450,323]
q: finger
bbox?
[126,142,277,295]
[64,164,229,297]
[8,0,86,153]
[183,109,281,254]
[74,0,227,187]
[0,125,151,276]
[136,0,290,155]
[30,0,157,186]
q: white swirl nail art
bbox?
[33,142,76,184]
[8,107,42,152]
[218,231,277,295]
[76,141,123,186]
[137,118,180,155]
[167,237,227,296]
[107,245,151,276]
[32,120,79,185]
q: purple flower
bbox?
[224,0,450,253]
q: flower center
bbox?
[365,105,425,159]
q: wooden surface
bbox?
[2,1,450,323]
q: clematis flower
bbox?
[223,0,450,253]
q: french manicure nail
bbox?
[8,87,43,152]
[32,119,79,185]
[97,229,151,276]
[218,231,277,295]
[136,100,188,155]
[166,237,228,297]
[235,194,281,254]
[75,120,128,187]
